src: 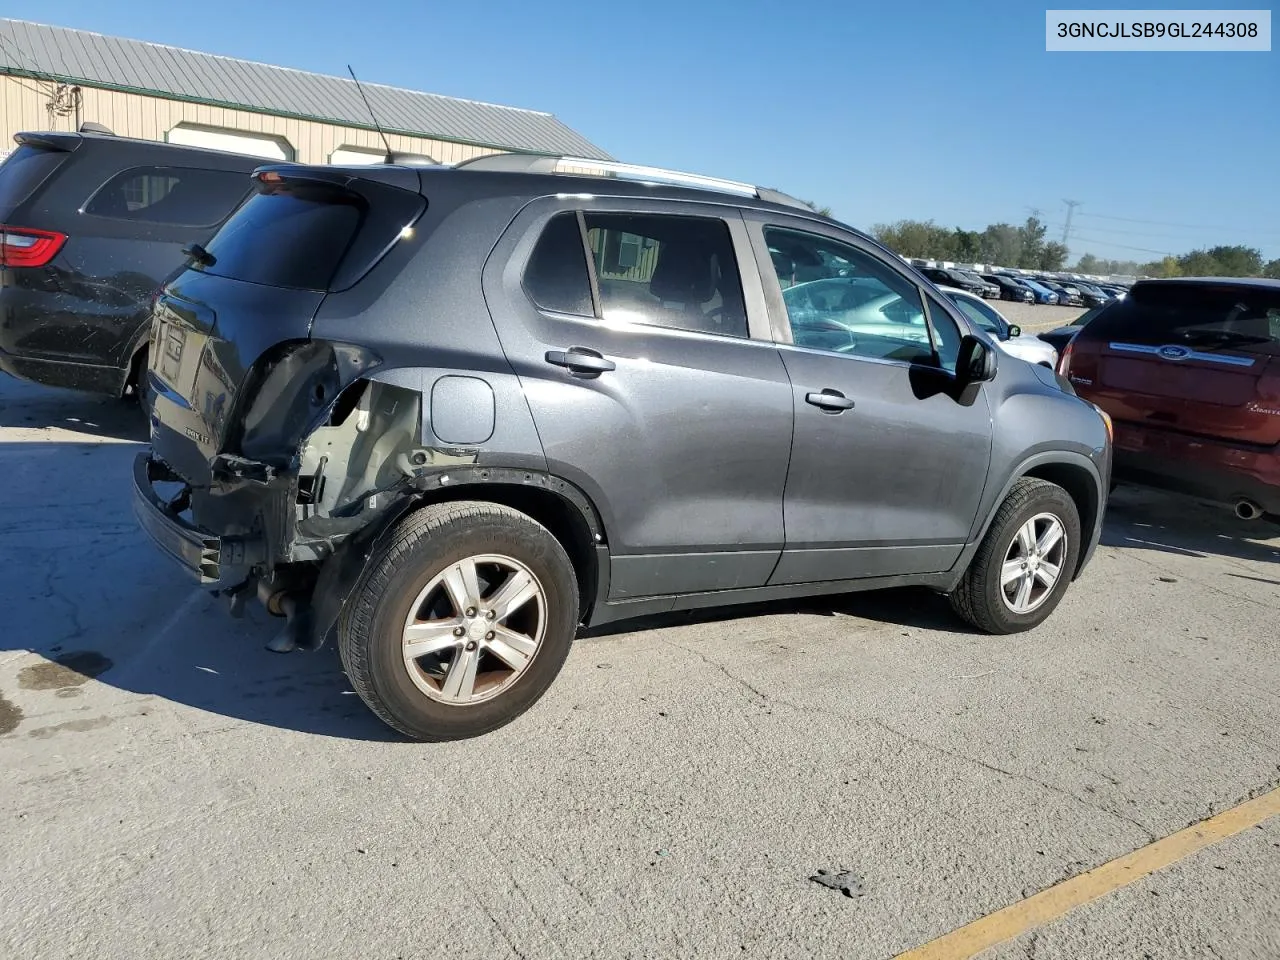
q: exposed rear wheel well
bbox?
[408,484,600,621]
[1020,462,1099,577]
[124,344,148,399]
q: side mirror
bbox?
[1008,324,1022,338]
[956,334,997,385]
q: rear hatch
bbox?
[0,136,75,226]
[0,137,77,270]
[1069,281,1280,446]
[149,166,426,483]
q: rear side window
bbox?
[523,213,593,316]
[584,213,748,338]
[1091,283,1280,357]
[0,145,68,212]
[199,179,424,292]
[84,166,251,226]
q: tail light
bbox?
[1057,340,1074,378]
[0,225,67,267]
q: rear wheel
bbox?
[950,478,1081,634]
[338,501,579,741]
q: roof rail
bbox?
[453,154,814,211]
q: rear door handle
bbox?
[805,389,856,412]
[545,347,616,378]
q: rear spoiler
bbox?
[250,163,420,193]
[13,131,84,153]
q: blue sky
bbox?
[19,1,1280,262]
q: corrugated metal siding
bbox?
[1,75,504,165]
[0,18,609,159]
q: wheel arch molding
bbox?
[307,465,610,651]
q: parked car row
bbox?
[910,260,1133,308]
[0,129,1114,741]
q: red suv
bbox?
[1060,278,1280,521]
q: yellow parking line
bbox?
[892,787,1280,960]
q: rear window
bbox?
[0,145,67,212]
[200,179,424,292]
[1090,283,1280,357]
[83,166,251,227]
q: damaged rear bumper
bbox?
[132,453,266,585]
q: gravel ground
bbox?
[989,300,1089,332]
[1,374,1277,960]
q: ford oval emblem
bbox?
[1158,344,1192,360]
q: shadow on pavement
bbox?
[0,378,398,743]
[1101,485,1280,565]
[0,377,148,441]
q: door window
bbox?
[583,213,748,338]
[947,293,1006,339]
[765,226,940,364]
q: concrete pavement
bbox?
[1,375,1276,960]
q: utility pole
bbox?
[1061,199,1082,245]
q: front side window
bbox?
[584,213,748,338]
[765,226,937,364]
[84,166,251,226]
[947,293,1006,338]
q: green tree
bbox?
[951,229,983,262]
[1038,241,1069,271]
[1263,258,1280,279]
[1140,256,1182,278]
[872,219,944,258]
[1016,217,1049,269]
[802,200,833,217]
[1177,245,1263,277]
[978,224,1022,266]
[1075,253,1101,273]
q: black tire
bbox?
[123,348,151,420]
[338,501,579,741]
[950,478,1082,634]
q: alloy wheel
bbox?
[400,554,547,705]
[1000,513,1068,614]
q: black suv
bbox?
[0,129,265,400]
[919,267,996,299]
[133,156,1112,741]
[982,274,1035,303]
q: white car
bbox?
[937,286,1059,368]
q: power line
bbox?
[1068,235,1174,256]
[1078,210,1280,236]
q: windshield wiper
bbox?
[1177,330,1271,348]
[181,243,216,268]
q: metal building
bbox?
[0,18,610,166]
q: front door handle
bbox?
[545,347,616,378]
[805,388,856,413]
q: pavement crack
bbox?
[868,719,1158,842]
[656,638,771,702]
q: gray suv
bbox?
[133,155,1112,741]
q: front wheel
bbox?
[338,501,580,741]
[950,478,1081,634]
